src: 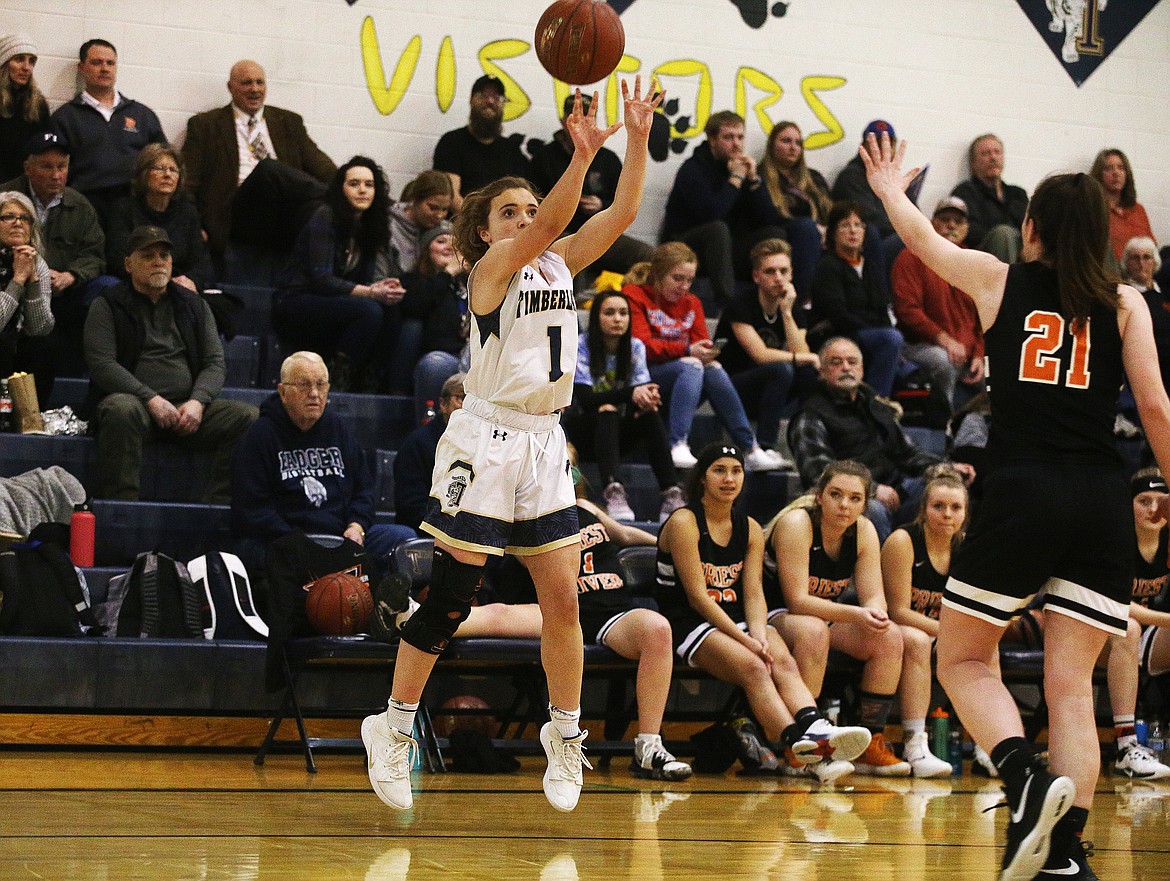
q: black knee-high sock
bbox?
[1045,806,1089,868]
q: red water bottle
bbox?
[70,501,95,567]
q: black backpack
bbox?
[0,541,103,637]
[187,551,268,640]
[99,552,205,639]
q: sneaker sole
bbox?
[361,715,413,811]
[540,722,581,813]
[825,727,873,764]
[999,775,1076,881]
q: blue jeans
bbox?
[865,476,925,543]
[237,524,416,584]
[650,359,755,450]
[730,361,796,448]
[413,350,461,425]
[855,326,904,397]
[784,216,823,305]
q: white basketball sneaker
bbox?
[540,721,592,812]
[362,713,417,810]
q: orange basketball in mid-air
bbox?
[535,0,626,86]
[305,571,373,635]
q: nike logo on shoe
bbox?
[1041,859,1079,876]
[1011,775,1033,824]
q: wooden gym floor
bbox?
[1,749,1168,881]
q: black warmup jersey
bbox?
[575,505,630,618]
[656,501,749,624]
[983,262,1124,466]
[806,509,858,602]
[904,522,947,620]
[1133,526,1170,611]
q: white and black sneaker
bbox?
[1114,742,1170,780]
[631,735,693,781]
[603,482,636,522]
[1037,839,1099,881]
[362,713,418,810]
[997,763,1076,881]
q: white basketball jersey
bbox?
[465,250,577,415]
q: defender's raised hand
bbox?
[859,131,921,204]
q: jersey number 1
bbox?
[547,326,564,382]
[1018,311,1090,389]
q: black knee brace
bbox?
[399,547,482,654]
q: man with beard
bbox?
[432,75,528,210]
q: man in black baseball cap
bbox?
[83,224,256,502]
[0,129,105,375]
[432,73,528,208]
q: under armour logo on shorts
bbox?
[493,429,509,440]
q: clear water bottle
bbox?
[0,379,12,433]
[948,729,963,775]
[1148,720,1165,761]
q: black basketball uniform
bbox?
[1135,526,1170,671]
[656,501,749,665]
[764,507,859,616]
[904,522,948,621]
[574,505,635,643]
[945,262,1132,635]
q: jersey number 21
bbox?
[1018,310,1090,390]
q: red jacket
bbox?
[623,283,710,364]
[890,248,983,363]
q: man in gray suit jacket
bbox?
[183,60,336,259]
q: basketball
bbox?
[304,571,373,636]
[534,0,625,86]
[432,694,496,737]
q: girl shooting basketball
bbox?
[362,78,662,814]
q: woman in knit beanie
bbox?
[0,36,49,181]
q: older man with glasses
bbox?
[230,349,415,582]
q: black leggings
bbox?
[565,406,675,490]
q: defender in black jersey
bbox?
[656,443,872,769]
[881,467,971,777]
[864,134,1170,881]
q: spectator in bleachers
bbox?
[433,75,527,210]
[231,350,414,580]
[104,144,214,293]
[756,120,827,304]
[0,190,55,401]
[1,132,105,375]
[183,59,336,262]
[787,336,973,541]
[84,225,256,501]
[809,200,903,396]
[1123,241,1170,404]
[831,120,899,240]
[393,372,464,533]
[714,238,818,455]
[660,111,787,305]
[891,196,984,410]
[1091,148,1156,262]
[564,290,682,524]
[273,156,405,393]
[0,35,48,182]
[624,242,790,472]
[401,221,469,421]
[950,133,1028,263]
[528,93,652,280]
[50,39,166,226]
[389,170,453,275]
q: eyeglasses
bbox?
[0,213,31,224]
[284,380,330,393]
[149,166,180,176]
